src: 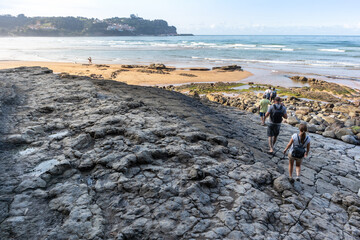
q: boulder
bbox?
[273,176,292,193]
[307,124,317,133]
[212,65,242,71]
[302,116,312,122]
[316,124,326,132]
[322,131,336,138]
[341,135,358,145]
[148,63,166,70]
[334,128,354,139]
[349,112,359,118]
[291,76,308,82]
[309,118,320,125]
[287,116,300,126]
[323,116,338,125]
[298,107,311,113]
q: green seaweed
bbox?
[179,82,247,94]
[351,126,360,134]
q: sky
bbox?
[1,0,360,35]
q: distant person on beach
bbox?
[264,97,288,153]
[283,122,311,182]
[88,57,92,64]
[264,87,272,99]
[259,95,271,126]
[270,87,277,102]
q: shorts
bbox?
[259,112,265,117]
[288,153,303,163]
[267,124,281,137]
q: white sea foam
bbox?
[318,48,345,53]
[194,56,360,68]
[261,45,286,48]
[231,44,257,48]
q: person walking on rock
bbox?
[264,87,272,100]
[264,97,287,153]
[283,122,311,182]
[259,95,271,126]
[270,87,277,102]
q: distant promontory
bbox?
[0,14,192,36]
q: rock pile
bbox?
[0,67,359,239]
[291,76,359,99]
[206,92,360,145]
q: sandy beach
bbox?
[0,61,253,86]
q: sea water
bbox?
[1,35,359,88]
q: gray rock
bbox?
[4,134,32,144]
[287,116,300,125]
[322,130,336,138]
[341,135,358,144]
[335,128,354,139]
[15,178,47,192]
[273,175,292,193]
[66,133,93,150]
[307,124,317,133]
[200,176,217,188]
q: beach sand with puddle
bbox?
[0,61,253,86]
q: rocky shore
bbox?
[173,80,360,146]
[0,67,359,239]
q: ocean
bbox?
[1,35,360,88]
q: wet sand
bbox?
[0,61,253,86]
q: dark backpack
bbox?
[292,134,308,158]
[271,91,277,98]
[266,92,271,99]
[270,104,283,123]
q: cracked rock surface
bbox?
[0,67,359,240]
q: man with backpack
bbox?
[264,87,272,100]
[264,97,288,153]
[270,87,277,102]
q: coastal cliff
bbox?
[0,67,359,239]
[0,14,179,36]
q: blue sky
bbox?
[1,0,360,34]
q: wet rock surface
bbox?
[0,67,359,239]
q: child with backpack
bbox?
[283,122,311,183]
